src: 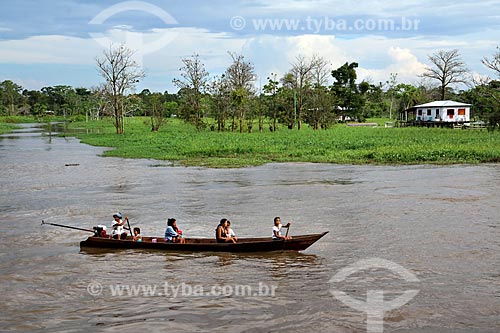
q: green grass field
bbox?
[0,116,30,134]
[60,117,500,168]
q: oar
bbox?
[282,223,291,250]
[125,217,133,237]
[284,223,291,238]
[41,220,94,233]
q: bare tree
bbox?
[311,56,331,88]
[88,84,111,120]
[310,56,332,129]
[421,49,468,100]
[482,46,500,78]
[173,54,209,128]
[96,44,144,134]
[225,52,256,132]
[385,73,398,119]
[284,55,321,130]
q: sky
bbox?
[1,0,499,93]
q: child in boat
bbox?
[133,227,142,242]
[226,220,238,242]
[216,218,236,243]
[272,216,292,240]
[164,218,185,243]
[111,212,129,240]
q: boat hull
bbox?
[80,232,328,253]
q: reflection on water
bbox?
[0,124,499,332]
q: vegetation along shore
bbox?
[2,44,500,167]
[62,117,500,168]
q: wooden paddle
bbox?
[282,222,291,250]
[41,220,94,233]
[125,217,133,237]
[284,222,291,238]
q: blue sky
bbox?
[1,0,499,92]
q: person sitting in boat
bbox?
[226,220,238,242]
[133,227,142,242]
[272,216,292,240]
[111,212,129,240]
[164,218,185,243]
[216,218,236,243]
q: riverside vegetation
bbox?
[52,117,500,168]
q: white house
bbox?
[412,100,471,122]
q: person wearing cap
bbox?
[111,212,129,240]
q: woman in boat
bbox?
[216,218,236,243]
[272,216,292,240]
[164,218,185,243]
[111,212,129,240]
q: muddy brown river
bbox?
[0,123,499,332]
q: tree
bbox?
[482,46,500,78]
[0,80,24,115]
[473,46,500,127]
[331,62,364,121]
[421,49,469,100]
[225,52,256,132]
[362,81,386,119]
[173,54,209,129]
[284,55,320,130]
[208,74,230,132]
[263,73,281,131]
[142,91,167,131]
[395,83,420,110]
[308,57,334,129]
[96,44,145,134]
[24,89,47,116]
[385,73,398,119]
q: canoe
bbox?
[80,232,328,252]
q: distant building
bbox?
[404,100,471,122]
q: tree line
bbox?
[2,45,500,133]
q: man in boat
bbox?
[272,217,292,240]
[216,218,236,243]
[111,212,129,240]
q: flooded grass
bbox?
[65,117,500,168]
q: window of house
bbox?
[435,109,440,117]
[447,109,454,118]
[427,109,432,116]
[458,109,466,116]
[418,109,422,116]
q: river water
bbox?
[0,123,499,332]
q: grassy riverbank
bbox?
[0,115,69,134]
[0,116,30,134]
[62,117,500,168]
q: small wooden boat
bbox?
[80,232,328,252]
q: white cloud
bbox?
[0,35,98,64]
[1,22,498,93]
[356,46,426,85]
